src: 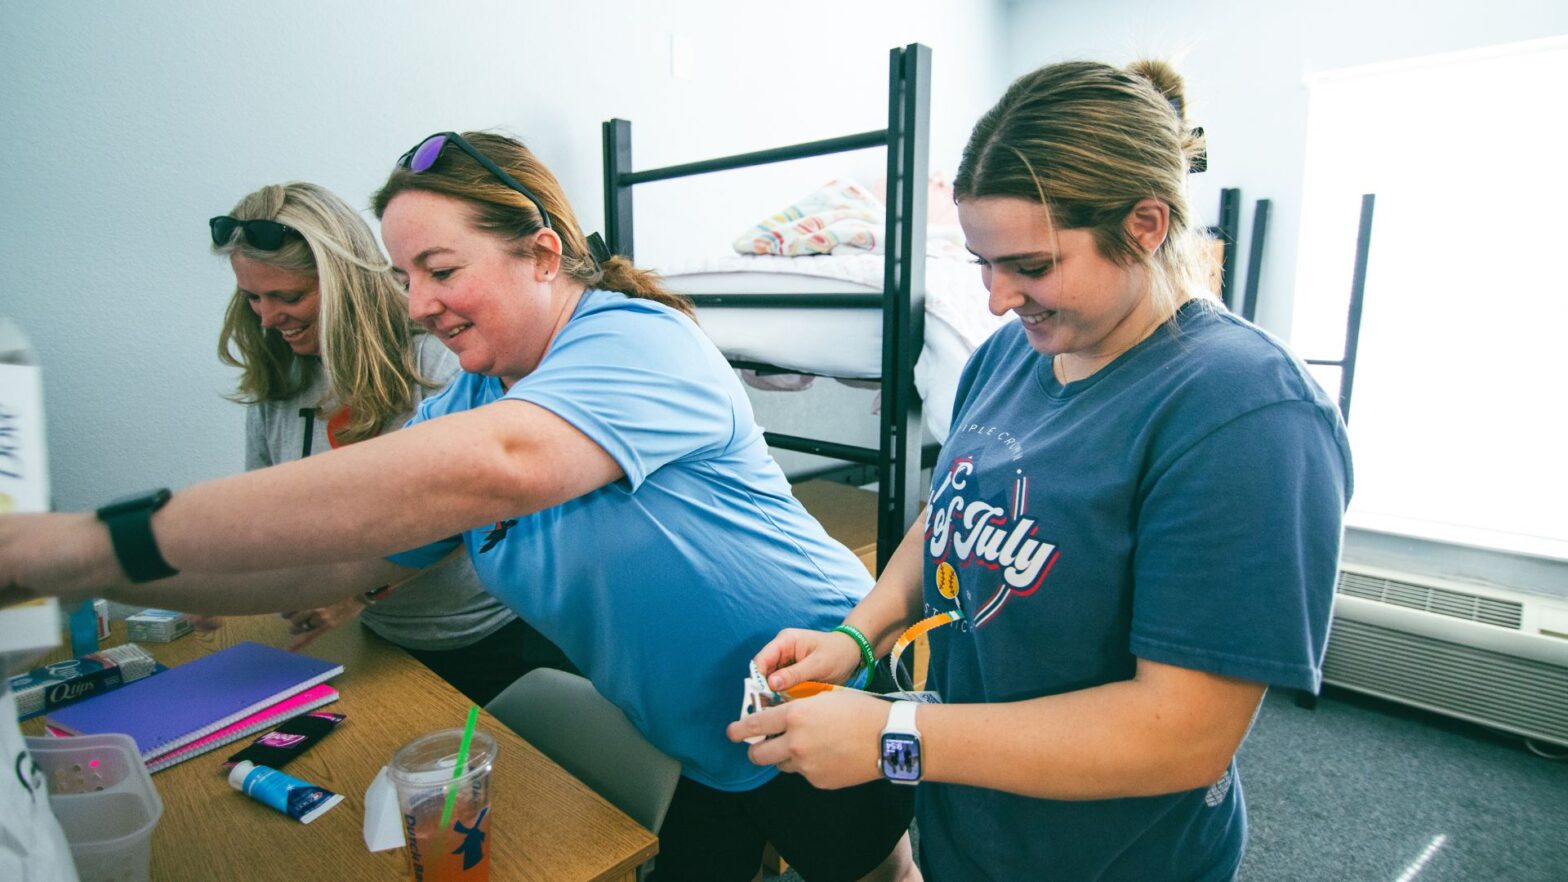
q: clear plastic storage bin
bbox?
[25,732,163,882]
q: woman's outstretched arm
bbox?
[0,399,620,604]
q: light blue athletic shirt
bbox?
[389,288,873,790]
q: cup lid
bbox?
[387,728,497,787]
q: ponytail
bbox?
[594,256,694,319]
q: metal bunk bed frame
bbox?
[601,43,932,570]
[1305,193,1375,422]
[1209,187,1242,310]
[1209,187,1271,323]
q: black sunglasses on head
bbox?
[209,216,299,251]
[398,131,553,230]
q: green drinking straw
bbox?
[440,705,480,829]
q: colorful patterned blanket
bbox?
[732,178,968,259]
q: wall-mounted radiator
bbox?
[1322,562,1568,747]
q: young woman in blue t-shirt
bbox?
[731,61,1352,881]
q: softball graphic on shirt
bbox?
[936,561,960,600]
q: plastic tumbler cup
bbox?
[388,728,498,882]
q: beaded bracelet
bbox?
[831,623,877,675]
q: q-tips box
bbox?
[9,643,158,719]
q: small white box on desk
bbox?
[124,609,192,643]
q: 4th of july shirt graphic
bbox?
[924,439,1060,630]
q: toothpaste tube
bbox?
[8,643,158,718]
[228,761,343,824]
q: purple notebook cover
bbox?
[44,641,343,759]
[145,684,340,773]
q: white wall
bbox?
[1,0,1008,510]
[1003,0,1568,593]
[1006,0,1568,340]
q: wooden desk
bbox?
[22,617,657,881]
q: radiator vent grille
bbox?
[1322,619,1568,745]
[1336,571,1523,630]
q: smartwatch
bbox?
[879,700,922,785]
[95,488,179,583]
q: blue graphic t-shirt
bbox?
[390,289,873,791]
[918,301,1352,881]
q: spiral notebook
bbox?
[45,683,341,772]
[150,683,340,772]
[44,641,343,761]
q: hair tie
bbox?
[586,232,612,270]
[1188,126,1207,174]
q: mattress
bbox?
[657,254,1008,442]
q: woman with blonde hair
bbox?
[730,60,1353,880]
[209,180,573,704]
[2,140,917,881]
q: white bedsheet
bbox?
[657,254,1008,442]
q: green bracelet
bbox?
[832,624,877,675]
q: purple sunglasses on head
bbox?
[397,131,552,230]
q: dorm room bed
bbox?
[602,43,948,569]
[653,251,1003,446]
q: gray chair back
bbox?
[486,669,682,837]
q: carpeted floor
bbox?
[1237,686,1567,881]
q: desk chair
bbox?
[486,669,681,879]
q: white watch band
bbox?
[886,699,919,734]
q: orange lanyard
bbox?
[746,608,964,713]
[885,609,962,693]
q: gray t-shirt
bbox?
[918,302,1351,880]
[244,334,516,651]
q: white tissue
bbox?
[362,766,404,852]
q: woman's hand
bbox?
[281,596,365,651]
[726,690,890,790]
[186,614,225,633]
[751,627,866,693]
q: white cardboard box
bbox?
[0,317,61,659]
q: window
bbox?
[1293,36,1568,559]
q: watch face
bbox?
[880,733,921,783]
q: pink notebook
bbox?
[47,683,340,773]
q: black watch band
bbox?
[95,488,179,583]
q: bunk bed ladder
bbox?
[601,43,933,571]
[603,119,633,259]
[877,43,930,570]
